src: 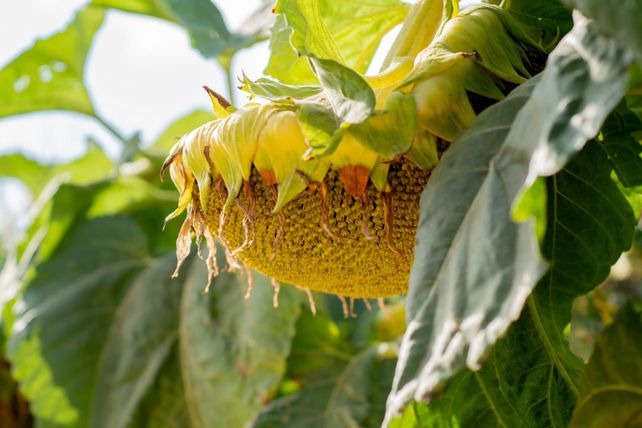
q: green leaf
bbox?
[390,145,635,428]
[8,211,302,428]
[346,91,416,159]
[240,75,322,101]
[0,142,113,196]
[264,15,319,85]
[504,0,573,49]
[570,305,642,428]
[309,57,375,124]
[91,0,175,21]
[0,6,104,118]
[9,216,151,427]
[177,261,301,428]
[164,0,247,58]
[266,0,409,84]
[386,14,634,422]
[564,0,642,64]
[599,107,642,187]
[255,311,395,428]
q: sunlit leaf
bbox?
[266,0,409,84]
[91,0,175,21]
[0,6,104,118]
[309,57,375,124]
[8,209,302,428]
[386,14,634,422]
[240,75,322,101]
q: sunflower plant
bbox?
[0,0,641,427]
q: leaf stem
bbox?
[218,54,236,105]
[94,114,128,144]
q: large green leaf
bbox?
[570,305,642,427]
[309,57,375,124]
[564,0,642,63]
[391,143,636,428]
[386,14,633,422]
[9,177,301,427]
[177,258,301,428]
[0,6,103,118]
[256,346,396,428]
[255,311,395,428]
[91,0,175,21]
[266,0,409,84]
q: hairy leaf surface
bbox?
[386,14,633,423]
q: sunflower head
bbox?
[162,3,543,300]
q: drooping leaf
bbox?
[0,6,104,118]
[309,57,375,124]
[390,143,636,428]
[240,75,322,101]
[570,305,642,428]
[564,0,642,63]
[266,0,409,84]
[178,262,301,428]
[163,0,246,58]
[386,14,634,422]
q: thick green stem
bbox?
[218,54,235,105]
[380,0,447,70]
